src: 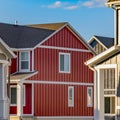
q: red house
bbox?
[0,22,95,120]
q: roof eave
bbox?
[106,1,120,8]
[85,45,120,67]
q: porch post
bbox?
[0,63,10,120]
[17,82,23,117]
[96,69,104,120]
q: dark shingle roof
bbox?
[0,23,55,48]
[94,35,114,48]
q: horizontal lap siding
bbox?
[34,84,93,116]
[29,48,93,83]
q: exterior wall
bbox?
[98,52,120,118]
[10,51,33,74]
[89,39,106,54]
[29,48,93,83]
[34,84,93,116]
[42,26,88,50]
[10,84,32,115]
[28,26,94,117]
[10,52,18,74]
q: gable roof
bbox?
[89,35,114,49]
[107,0,119,2]
[27,22,67,30]
[0,22,95,54]
[0,23,55,48]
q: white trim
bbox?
[85,45,119,66]
[0,38,16,58]
[68,86,74,107]
[104,114,116,116]
[23,80,94,86]
[104,89,115,91]
[34,116,94,119]
[32,50,34,72]
[39,45,91,53]
[116,106,120,109]
[104,95,116,97]
[10,85,17,106]
[95,64,117,69]
[0,60,9,64]
[23,85,26,106]
[87,87,93,107]
[11,48,34,51]
[19,51,30,72]
[32,83,34,115]
[59,52,71,73]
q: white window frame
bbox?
[87,87,93,107]
[59,53,70,73]
[68,86,74,107]
[10,85,17,106]
[19,51,30,72]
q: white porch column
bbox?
[17,82,23,117]
[0,63,10,120]
[94,69,104,120]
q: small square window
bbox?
[59,53,70,73]
[20,51,30,72]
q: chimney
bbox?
[15,20,18,25]
[106,0,120,45]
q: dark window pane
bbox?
[21,61,28,69]
[11,88,17,104]
[105,97,110,113]
[60,55,64,71]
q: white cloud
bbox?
[48,1,62,8]
[65,5,80,10]
[41,0,107,10]
[82,1,94,8]
[82,0,106,8]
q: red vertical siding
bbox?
[27,27,94,116]
[42,26,88,50]
[34,84,94,116]
[10,52,17,74]
[23,84,32,114]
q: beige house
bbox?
[0,38,15,120]
[86,0,120,120]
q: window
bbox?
[68,86,74,107]
[87,87,93,107]
[20,51,30,72]
[59,53,70,73]
[10,85,25,106]
[10,86,17,105]
[104,97,115,114]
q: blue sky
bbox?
[0,0,114,40]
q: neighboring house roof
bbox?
[89,35,114,49]
[106,0,120,7]
[27,22,67,30]
[0,38,16,59]
[0,22,95,54]
[85,45,120,67]
[0,23,55,48]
